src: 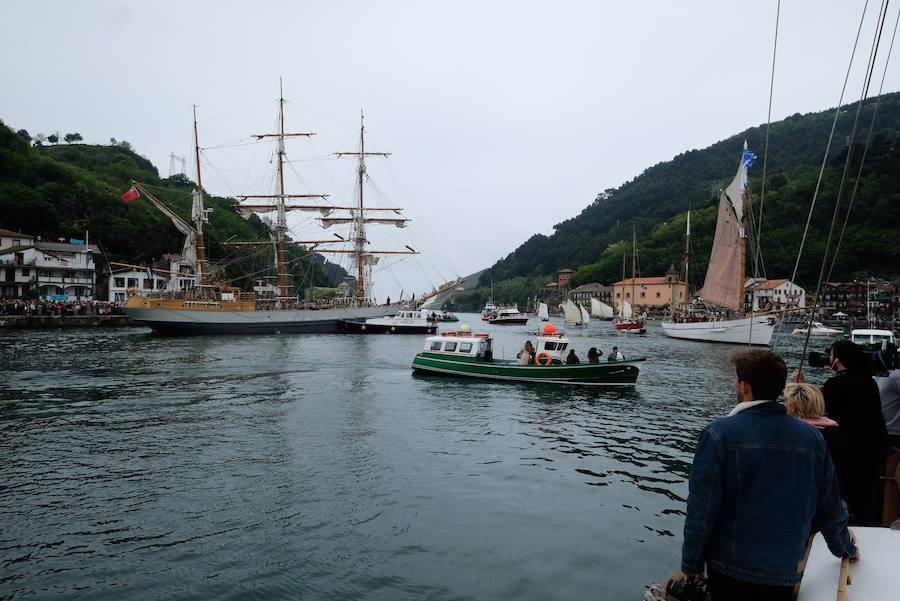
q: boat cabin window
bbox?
[445,342,457,352]
[430,341,442,351]
[544,341,558,351]
[459,342,473,353]
[559,343,567,350]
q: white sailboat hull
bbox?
[660,315,774,346]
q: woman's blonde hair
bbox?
[783,383,826,419]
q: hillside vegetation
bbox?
[449,94,900,311]
[0,123,345,290]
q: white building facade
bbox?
[744,278,806,312]
[107,256,198,303]
[0,232,100,300]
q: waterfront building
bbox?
[0,234,100,300]
[744,278,806,312]
[818,278,892,318]
[613,265,687,313]
[569,282,613,305]
[107,255,198,303]
[556,268,574,289]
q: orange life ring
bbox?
[535,352,552,366]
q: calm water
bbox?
[0,316,821,600]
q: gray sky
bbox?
[4,1,895,300]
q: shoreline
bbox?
[0,315,136,329]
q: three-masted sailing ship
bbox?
[660,144,774,345]
[123,84,425,335]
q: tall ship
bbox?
[660,144,774,345]
[124,83,438,334]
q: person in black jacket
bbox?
[565,349,580,364]
[821,340,888,525]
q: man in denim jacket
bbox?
[671,349,858,600]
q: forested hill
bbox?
[478,93,900,300]
[0,122,346,289]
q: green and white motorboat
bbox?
[411,326,642,386]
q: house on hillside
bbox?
[107,254,198,303]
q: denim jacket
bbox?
[681,401,857,585]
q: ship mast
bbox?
[192,105,208,288]
[631,225,638,314]
[682,210,691,299]
[335,111,403,307]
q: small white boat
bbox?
[489,307,528,325]
[563,299,584,326]
[537,302,549,321]
[791,321,842,336]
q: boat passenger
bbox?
[517,340,535,365]
[587,347,602,363]
[607,346,624,361]
[670,349,857,600]
[565,349,580,364]
[784,383,848,496]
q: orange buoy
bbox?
[543,323,557,335]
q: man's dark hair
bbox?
[829,339,867,371]
[729,349,787,400]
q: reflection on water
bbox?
[0,319,818,600]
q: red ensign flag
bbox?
[120,187,140,202]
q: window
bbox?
[640,292,645,298]
[127,278,138,288]
[142,279,154,290]
[459,342,473,352]
[20,268,29,277]
[13,239,20,246]
[445,342,457,352]
[430,342,442,351]
[545,341,557,350]
[114,277,125,287]
[656,292,661,298]
[616,292,620,298]
[626,293,630,298]
[559,343,568,350]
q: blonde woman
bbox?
[784,383,849,502]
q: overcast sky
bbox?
[4,1,896,299]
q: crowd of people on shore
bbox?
[0,297,124,317]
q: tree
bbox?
[16,129,31,143]
[35,133,46,144]
[118,140,132,151]
[64,132,83,144]
[47,133,59,144]
[109,137,117,145]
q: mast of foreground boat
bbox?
[631,226,638,320]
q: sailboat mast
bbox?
[683,210,691,296]
[274,80,290,305]
[355,112,368,305]
[192,105,207,288]
[739,179,748,317]
[631,226,637,311]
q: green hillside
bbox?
[456,94,900,311]
[0,122,345,290]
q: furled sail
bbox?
[563,299,583,326]
[579,303,591,325]
[700,148,750,311]
[320,217,408,229]
[591,297,614,318]
[237,204,334,220]
[538,302,549,321]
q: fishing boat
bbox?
[614,228,647,332]
[489,307,528,325]
[850,328,896,347]
[590,297,614,320]
[411,325,641,386]
[339,309,438,334]
[660,144,775,346]
[122,84,447,335]
[791,321,843,337]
